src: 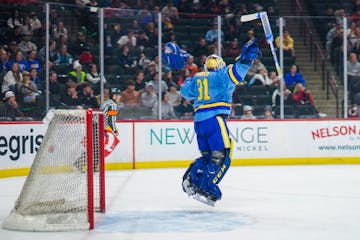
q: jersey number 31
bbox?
[197,78,211,101]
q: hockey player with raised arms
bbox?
[163,39,261,205]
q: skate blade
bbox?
[193,193,215,207]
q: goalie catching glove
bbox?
[237,38,262,65]
[162,42,190,70]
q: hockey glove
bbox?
[162,42,190,70]
[238,38,262,65]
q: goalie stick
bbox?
[241,11,283,79]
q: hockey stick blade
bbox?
[240,12,260,22]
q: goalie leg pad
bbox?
[182,156,208,195]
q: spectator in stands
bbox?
[145,22,158,46]
[137,53,151,70]
[21,16,33,36]
[7,41,19,61]
[326,23,343,61]
[246,59,268,80]
[163,68,179,89]
[18,32,37,56]
[177,68,191,86]
[134,70,145,92]
[38,40,59,65]
[86,63,102,94]
[79,82,99,109]
[224,38,242,58]
[71,32,88,57]
[205,23,224,44]
[167,84,181,107]
[272,82,293,107]
[0,91,23,120]
[50,9,60,28]
[20,70,39,104]
[176,98,194,118]
[60,81,82,109]
[118,45,136,70]
[7,9,23,29]
[137,30,150,49]
[141,82,158,109]
[6,26,22,45]
[186,56,198,77]
[29,12,41,31]
[0,49,9,72]
[348,104,359,118]
[78,47,94,65]
[29,67,40,86]
[104,35,114,57]
[7,51,27,72]
[149,71,168,94]
[117,30,137,49]
[275,29,295,57]
[2,63,22,94]
[52,21,68,40]
[121,80,140,107]
[193,38,208,57]
[248,69,274,86]
[161,0,178,20]
[68,60,86,83]
[284,65,306,88]
[137,8,153,28]
[347,53,360,76]
[262,105,274,120]
[152,91,176,119]
[163,16,174,32]
[58,44,74,66]
[25,50,41,72]
[58,33,69,48]
[240,105,256,120]
[47,71,62,106]
[292,83,314,105]
[110,23,124,46]
[350,6,360,24]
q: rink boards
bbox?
[1,119,360,177]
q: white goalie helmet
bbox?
[204,54,226,72]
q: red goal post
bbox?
[2,109,105,231]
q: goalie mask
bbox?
[205,54,225,72]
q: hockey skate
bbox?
[192,190,217,207]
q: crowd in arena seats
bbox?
[1,0,316,121]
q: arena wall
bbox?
[1,119,360,178]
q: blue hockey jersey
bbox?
[180,62,251,122]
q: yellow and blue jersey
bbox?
[180,62,251,122]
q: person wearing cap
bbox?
[0,91,23,120]
[240,105,256,120]
[17,31,37,56]
[59,81,82,109]
[140,82,157,109]
[263,105,274,120]
[101,88,122,135]
[68,60,86,83]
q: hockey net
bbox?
[2,109,105,231]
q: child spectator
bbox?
[262,105,274,119]
[284,65,306,88]
[68,60,86,83]
[186,56,198,77]
[240,105,256,120]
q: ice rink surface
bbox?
[1,165,360,240]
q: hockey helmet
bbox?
[205,54,225,72]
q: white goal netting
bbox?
[2,109,104,231]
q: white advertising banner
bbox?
[1,119,360,172]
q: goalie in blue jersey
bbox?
[163,40,261,206]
